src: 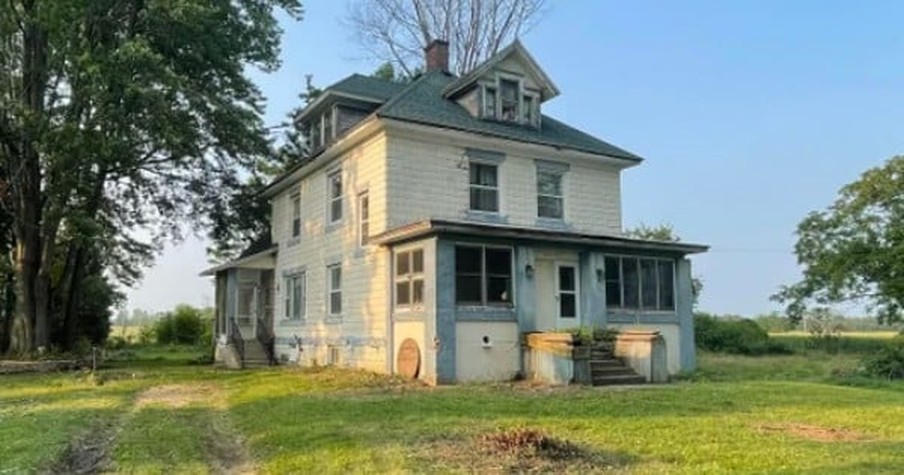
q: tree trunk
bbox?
[60,243,84,350]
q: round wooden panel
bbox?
[397,338,421,379]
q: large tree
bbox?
[345,0,546,76]
[0,0,302,356]
[774,156,904,324]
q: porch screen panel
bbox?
[658,261,675,310]
[622,258,639,309]
[485,248,512,304]
[641,259,659,309]
[455,246,483,304]
[604,257,621,308]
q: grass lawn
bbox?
[2,343,904,474]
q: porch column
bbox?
[515,246,537,332]
[677,258,696,371]
[226,268,238,332]
[580,251,606,329]
[433,239,457,384]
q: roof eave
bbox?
[199,246,278,277]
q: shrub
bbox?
[862,337,904,380]
[695,313,791,355]
[153,305,209,345]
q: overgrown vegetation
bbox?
[694,313,791,355]
[862,336,904,380]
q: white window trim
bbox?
[289,191,302,238]
[326,169,343,225]
[453,244,515,308]
[536,169,565,220]
[468,161,500,213]
[394,248,425,311]
[327,264,342,316]
[358,190,370,246]
[283,272,306,321]
[605,255,676,313]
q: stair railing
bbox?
[228,318,245,363]
[255,316,276,365]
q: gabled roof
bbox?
[442,40,560,102]
[297,74,407,122]
[376,71,642,161]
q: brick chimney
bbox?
[425,39,449,73]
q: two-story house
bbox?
[202,40,707,383]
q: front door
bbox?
[555,262,579,327]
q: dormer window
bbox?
[500,79,519,121]
[479,75,539,126]
[484,87,497,119]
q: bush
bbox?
[154,305,209,345]
[862,337,904,380]
[695,313,791,355]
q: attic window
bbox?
[481,76,537,125]
[500,79,519,121]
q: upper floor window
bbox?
[358,191,369,246]
[499,79,519,121]
[481,77,538,125]
[395,248,424,309]
[537,169,564,219]
[484,87,497,119]
[455,246,512,306]
[284,273,305,320]
[327,170,342,224]
[290,192,301,238]
[469,163,499,212]
[605,256,675,311]
[327,264,342,315]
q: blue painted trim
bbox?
[465,148,506,164]
[677,258,696,371]
[515,246,537,332]
[608,312,679,325]
[225,269,238,322]
[435,239,457,383]
[580,252,606,328]
[456,308,517,322]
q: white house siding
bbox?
[384,133,623,236]
[270,131,391,373]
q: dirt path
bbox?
[46,382,256,475]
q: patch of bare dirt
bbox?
[134,383,224,409]
[418,428,634,473]
[757,423,868,442]
[43,422,116,475]
[203,413,256,475]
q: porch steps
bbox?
[589,346,646,386]
[242,340,272,368]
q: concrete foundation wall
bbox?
[454,322,520,382]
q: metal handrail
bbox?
[228,319,245,363]
[255,316,276,365]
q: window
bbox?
[469,163,499,212]
[484,87,497,119]
[327,265,342,315]
[537,169,563,219]
[358,191,369,245]
[322,111,333,144]
[500,79,519,121]
[284,273,306,320]
[327,170,342,223]
[395,249,425,309]
[605,256,675,311]
[309,121,321,150]
[523,95,534,124]
[455,246,512,306]
[290,192,301,238]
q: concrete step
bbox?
[592,374,647,386]
[590,366,639,377]
[589,358,626,368]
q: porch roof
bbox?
[198,245,277,276]
[370,219,709,255]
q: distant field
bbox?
[108,324,147,341]
[771,331,900,339]
[770,331,899,355]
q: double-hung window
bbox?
[469,162,499,212]
[395,249,424,309]
[537,169,564,219]
[605,256,675,311]
[358,191,369,245]
[499,79,520,121]
[455,246,512,306]
[327,170,342,223]
[284,273,305,320]
[290,192,301,238]
[327,264,342,315]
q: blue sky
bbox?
[126,1,904,316]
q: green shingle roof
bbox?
[328,74,407,102]
[373,71,642,161]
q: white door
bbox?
[555,262,580,327]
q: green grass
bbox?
[3,341,904,473]
[771,332,898,355]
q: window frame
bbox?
[394,248,425,311]
[604,255,676,312]
[289,191,302,238]
[358,190,370,246]
[536,168,564,220]
[454,244,514,307]
[283,272,306,321]
[326,169,343,224]
[468,161,500,213]
[327,264,342,316]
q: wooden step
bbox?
[592,374,646,386]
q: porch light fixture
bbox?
[525,263,534,278]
